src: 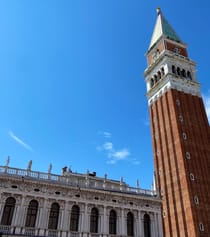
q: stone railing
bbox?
[0,166,157,197]
[0,226,124,237]
[0,225,12,234]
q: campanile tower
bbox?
[144,8,210,237]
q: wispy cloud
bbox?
[203,93,210,123]
[98,141,130,164]
[103,142,113,151]
[97,131,140,165]
[107,149,130,164]
[103,131,112,138]
[109,149,130,160]
[131,159,141,165]
[98,131,112,138]
[9,131,34,152]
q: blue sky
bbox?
[0,0,210,189]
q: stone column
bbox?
[59,204,65,230]
[140,212,144,237]
[153,212,158,237]
[80,205,85,232]
[0,194,4,223]
[82,204,88,237]
[99,208,102,234]
[61,201,70,231]
[36,199,46,228]
[137,210,142,237]
[116,209,120,236]
[12,196,26,233]
[44,199,50,229]
[60,201,68,237]
[0,204,3,222]
[13,196,27,235]
[10,197,20,234]
[17,196,26,227]
[103,206,107,234]
[38,199,48,236]
[120,208,126,236]
[11,204,18,226]
[150,214,155,237]
[36,199,45,235]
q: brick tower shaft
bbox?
[145,8,210,237]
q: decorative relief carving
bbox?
[13,194,22,205]
[37,198,44,207]
[59,200,65,209]
[1,194,10,203]
[24,196,38,206]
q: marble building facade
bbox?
[0,162,163,237]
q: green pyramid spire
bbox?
[149,8,183,50]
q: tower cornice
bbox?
[146,74,201,105]
[144,50,196,76]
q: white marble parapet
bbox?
[0,166,157,197]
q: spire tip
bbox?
[156,7,161,15]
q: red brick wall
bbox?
[147,41,165,65]
[165,41,188,57]
[147,41,188,66]
[149,89,210,237]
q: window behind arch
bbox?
[109,210,117,235]
[172,65,176,74]
[187,71,192,80]
[177,67,181,75]
[181,69,186,77]
[90,207,99,233]
[144,214,151,237]
[127,212,134,236]
[70,205,80,232]
[157,71,161,80]
[161,67,165,76]
[150,78,154,88]
[25,200,38,227]
[48,203,60,230]
[1,197,16,225]
[154,75,158,83]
